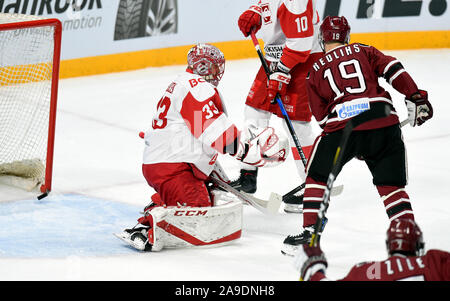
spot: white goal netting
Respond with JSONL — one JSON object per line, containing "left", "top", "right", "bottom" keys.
{"left": 0, "top": 13, "right": 59, "bottom": 192}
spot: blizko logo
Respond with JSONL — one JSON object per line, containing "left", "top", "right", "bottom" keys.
{"left": 114, "top": 0, "right": 178, "bottom": 41}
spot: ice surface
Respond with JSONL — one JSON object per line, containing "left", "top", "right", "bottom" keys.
{"left": 0, "top": 49, "right": 449, "bottom": 281}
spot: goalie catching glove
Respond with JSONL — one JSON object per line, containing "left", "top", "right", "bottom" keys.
{"left": 405, "top": 90, "right": 433, "bottom": 127}
{"left": 232, "top": 126, "right": 289, "bottom": 168}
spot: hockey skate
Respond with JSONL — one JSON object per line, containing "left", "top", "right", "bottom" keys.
{"left": 229, "top": 168, "right": 258, "bottom": 194}
{"left": 114, "top": 226, "right": 153, "bottom": 252}
{"left": 281, "top": 218, "right": 327, "bottom": 256}
{"left": 282, "top": 192, "right": 303, "bottom": 214}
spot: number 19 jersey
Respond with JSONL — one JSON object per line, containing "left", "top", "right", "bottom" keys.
{"left": 142, "top": 69, "right": 239, "bottom": 177}
{"left": 306, "top": 43, "right": 419, "bottom": 133}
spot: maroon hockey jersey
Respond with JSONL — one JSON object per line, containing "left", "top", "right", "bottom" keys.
{"left": 312, "top": 250, "right": 450, "bottom": 281}
{"left": 306, "top": 43, "right": 420, "bottom": 133}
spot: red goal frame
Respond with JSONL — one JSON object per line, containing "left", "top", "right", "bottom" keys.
{"left": 0, "top": 18, "right": 62, "bottom": 194}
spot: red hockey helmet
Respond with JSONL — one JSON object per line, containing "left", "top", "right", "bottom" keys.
{"left": 319, "top": 16, "right": 351, "bottom": 51}
{"left": 187, "top": 43, "right": 225, "bottom": 87}
{"left": 386, "top": 219, "right": 425, "bottom": 256}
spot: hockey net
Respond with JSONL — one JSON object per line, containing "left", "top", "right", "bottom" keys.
{"left": 0, "top": 13, "right": 61, "bottom": 193}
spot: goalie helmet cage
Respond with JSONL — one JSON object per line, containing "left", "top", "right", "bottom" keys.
{"left": 0, "top": 14, "right": 62, "bottom": 195}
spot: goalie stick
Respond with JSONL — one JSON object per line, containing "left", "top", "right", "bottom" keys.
{"left": 309, "top": 103, "right": 391, "bottom": 247}
{"left": 210, "top": 173, "right": 282, "bottom": 215}
{"left": 137, "top": 131, "right": 281, "bottom": 214}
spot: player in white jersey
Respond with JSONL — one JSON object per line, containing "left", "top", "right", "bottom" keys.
{"left": 231, "top": 0, "right": 323, "bottom": 213}
{"left": 115, "top": 44, "right": 289, "bottom": 252}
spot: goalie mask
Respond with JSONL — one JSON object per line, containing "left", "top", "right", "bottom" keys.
{"left": 187, "top": 43, "right": 225, "bottom": 87}
{"left": 386, "top": 218, "right": 425, "bottom": 256}
{"left": 319, "top": 16, "right": 351, "bottom": 51}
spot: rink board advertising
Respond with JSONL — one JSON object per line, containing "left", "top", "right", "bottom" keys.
{"left": 0, "top": 0, "right": 448, "bottom": 77}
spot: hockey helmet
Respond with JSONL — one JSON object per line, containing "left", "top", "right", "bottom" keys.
{"left": 319, "top": 16, "right": 351, "bottom": 51}
{"left": 386, "top": 218, "right": 425, "bottom": 256}
{"left": 187, "top": 43, "right": 225, "bottom": 87}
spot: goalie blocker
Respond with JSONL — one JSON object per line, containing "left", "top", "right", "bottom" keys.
{"left": 115, "top": 192, "right": 243, "bottom": 252}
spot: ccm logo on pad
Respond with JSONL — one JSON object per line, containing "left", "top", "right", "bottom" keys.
{"left": 174, "top": 210, "right": 208, "bottom": 216}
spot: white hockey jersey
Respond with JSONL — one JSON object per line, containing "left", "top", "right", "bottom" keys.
{"left": 255, "top": 0, "right": 322, "bottom": 69}
{"left": 142, "top": 69, "right": 239, "bottom": 176}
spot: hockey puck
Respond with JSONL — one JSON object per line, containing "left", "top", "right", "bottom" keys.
{"left": 37, "top": 192, "right": 48, "bottom": 200}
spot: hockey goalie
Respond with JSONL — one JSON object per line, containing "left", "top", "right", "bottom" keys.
{"left": 116, "top": 43, "right": 289, "bottom": 252}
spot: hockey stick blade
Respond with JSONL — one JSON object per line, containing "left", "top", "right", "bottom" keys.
{"left": 400, "top": 118, "right": 409, "bottom": 128}
{"left": 282, "top": 183, "right": 344, "bottom": 202}
{"left": 266, "top": 192, "right": 283, "bottom": 215}
{"left": 330, "top": 184, "right": 344, "bottom": 196}
{"left": 210, "top": 176, "right": 281, "bottom": 215}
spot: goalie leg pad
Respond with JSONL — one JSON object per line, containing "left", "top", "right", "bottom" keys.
{"left": 151, "top": 199, "right": 243, "bottom": 251}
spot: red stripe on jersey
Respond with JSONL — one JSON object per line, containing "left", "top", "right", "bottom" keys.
{"left": 211, "top": 125, "right": 240, "bottom": 154}
{"left": 180, "top": 91, "right": 224, "bottom": 139}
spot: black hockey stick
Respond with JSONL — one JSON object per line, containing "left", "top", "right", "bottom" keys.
{"left": 250, "top": 31, "right": 316, "bottom": 203}
{"left": 249, "top": 31, "right": 344, "bottom": 203}
{"left": 282, "top": 178, "right": 344, "bottom": 204}
{"left": 309, "top": 103, "right": 391, "bottom": 247}
{"left": 250, "top": 31, "right": 309, "bottom": 168}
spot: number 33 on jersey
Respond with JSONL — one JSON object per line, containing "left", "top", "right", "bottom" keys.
{"left": 144, "top": 68, "right": 239, "bottom": 177}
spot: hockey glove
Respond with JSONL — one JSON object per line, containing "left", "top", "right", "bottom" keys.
{"left": 267, "top": 63, "right": 291, "bottom": 104}
{"left": 238, "top": 5, "right": 262, "bottom": 37}
{"left": 233, "top": 126, "right": 289, "bottom": 168}
{"left": 405, "top": 90, "right": 433, "bottom": 127}
{"left": 294, "top": 244, "right": 328, "bottom": 281}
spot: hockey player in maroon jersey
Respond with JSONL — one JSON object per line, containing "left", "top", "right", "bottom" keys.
{"left": 115, "top": 43, "right": 289, "bottom": 252}
{"left": 231, "top": 0, "right": 323, "bottom": 213}
{"left": 281, "top": 16, "right": 433, "bottom": 256}
{"left": 295, "top": 219, "right": 450, "bottom": 281}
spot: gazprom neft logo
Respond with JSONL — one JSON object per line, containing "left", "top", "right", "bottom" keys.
{"left": 335, "top": 98, "right": 371, "bottom": 121}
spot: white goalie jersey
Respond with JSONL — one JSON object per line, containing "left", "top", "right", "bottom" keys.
{"left": 142, "top": 69, "right": 239, "bottom": 176}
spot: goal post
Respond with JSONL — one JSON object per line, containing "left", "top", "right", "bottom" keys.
{"left": 0, "top": 14, "right": 62, "bottom": 195}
